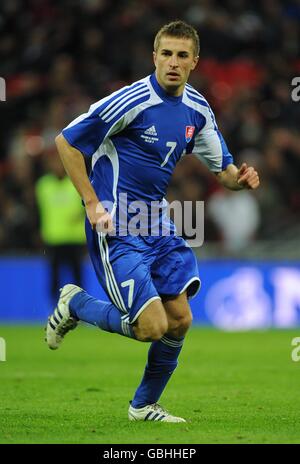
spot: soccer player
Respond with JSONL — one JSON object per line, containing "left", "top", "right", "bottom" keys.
{"left": 46, "top": 20, "right": 259, "bottom": 422}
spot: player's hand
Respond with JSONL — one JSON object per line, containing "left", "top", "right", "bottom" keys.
{"left": 237, "top": 163, "right": 260, "bottom": 190}
{"left": 85, "top": 200, "right": 115, "bottom": 234}
{"left": 95, "top": 210, "right": 115, "bottom": 234}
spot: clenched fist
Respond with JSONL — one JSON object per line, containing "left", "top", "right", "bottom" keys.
{"left": 237, "top": 163, "right": 260, "bottom": 190}
{"left": 85, "top": 200, "right": 115, "bottom": 234}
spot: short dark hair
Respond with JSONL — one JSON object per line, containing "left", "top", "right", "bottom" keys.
{"left": 154, "top": 20, "right": 200, "bottom": 57}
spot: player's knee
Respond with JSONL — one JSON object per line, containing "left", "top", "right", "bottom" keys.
{"left": 177, "top": 312, "right": 193, "bottom": 335}
{"left": 182, "top": 312, "right": 193, "bottom": 332}
{"left": 136, "top": 319, "right": 168, "bottom": 342}
{"left": 133, "top": 299, "right": 168, "bottom": 342}
{"left": 152, "top": 317, "right": 168, "bottom": 340}
{"left": 168, "top": 312, "right": 193, "bottom": 337}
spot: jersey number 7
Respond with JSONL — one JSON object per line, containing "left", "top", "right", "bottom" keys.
{"left": 161, "top": 142, "right": 177, "bottom": 167}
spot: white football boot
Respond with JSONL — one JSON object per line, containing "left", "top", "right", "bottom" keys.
{"left": 128, "top": 402, "right": 186, "bottom": 423}
{"left": 46, "top": 284, "right": 83, "bottom": 350}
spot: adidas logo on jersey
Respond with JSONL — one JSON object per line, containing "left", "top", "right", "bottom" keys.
{"left": 141, "top": 125, "right": 159, "bottom": 144}
{"left": 144, "top": 125, "right": 157, "bottom": 136}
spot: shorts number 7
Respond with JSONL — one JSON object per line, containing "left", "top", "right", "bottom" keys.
{"left": 121, "top": 279, "right": 135, "bottom": 308}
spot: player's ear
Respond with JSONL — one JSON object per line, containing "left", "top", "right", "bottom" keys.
{"left": 153, "top": 51, "right": 157, "bottom": 66}
{"left": 191, "top": 56, "right": 199, "bottom": 70}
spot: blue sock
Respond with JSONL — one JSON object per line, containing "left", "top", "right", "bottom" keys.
{"left": 131, "top": 334, "right": 184, "bottom": 408}
{"left": 69, "top": 290, "right": 135, "bottom": 339}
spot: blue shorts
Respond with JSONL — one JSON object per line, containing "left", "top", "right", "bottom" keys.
{"left": 85, "top": 223, "right": 201, "bottom": 323}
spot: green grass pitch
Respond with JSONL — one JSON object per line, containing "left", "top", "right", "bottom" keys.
{"left": 1, "top": 325, "right": 300, "bottom": 444}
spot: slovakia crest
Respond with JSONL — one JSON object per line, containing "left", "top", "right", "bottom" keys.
{"left": 185, "top": 126, "right": 195, "bottom": 143}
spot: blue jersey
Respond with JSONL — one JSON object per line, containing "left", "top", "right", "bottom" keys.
{"left": 62, "top": 73, "right": 233, "bottom": 234}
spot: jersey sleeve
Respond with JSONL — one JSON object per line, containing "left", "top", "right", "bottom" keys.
{"left": 187, "top": 105, "right": 234, "bottom": 172}
{"left": 62, "top": 81, "right": 151, "bottom": 157}
{"left": 62, "top": 104, "right": 122, "bottom": 158}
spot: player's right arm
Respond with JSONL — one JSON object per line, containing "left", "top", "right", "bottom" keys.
{"left": 58, "top": 80, "right": 151, "bottom": 231}
{"left": 55, "top": 133, "right": 113, "bottom": 232}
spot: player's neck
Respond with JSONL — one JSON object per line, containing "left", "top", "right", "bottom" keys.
{"left": 155, "top": 72, "right": 184, "bottom": 97}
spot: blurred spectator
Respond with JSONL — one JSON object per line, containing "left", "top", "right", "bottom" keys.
{"left": 35, "top": 152, "right": 85, "bottom": 301}
{"left": 207, "top": 188, "right": 261, "bottom": 254}
{"left": 0, "top": 155, "right": 38, "bottom": 251}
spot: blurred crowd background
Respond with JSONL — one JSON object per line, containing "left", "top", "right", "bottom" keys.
{"left": 0, "top": 0, "right": 300, "bottom": 257}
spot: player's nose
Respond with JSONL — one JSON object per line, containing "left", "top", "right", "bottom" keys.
{"left": 169, "top": 55, "right": 179, "bottom": 67}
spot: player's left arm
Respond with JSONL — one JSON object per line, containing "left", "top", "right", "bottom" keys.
{"left": 216, "top": 162, "right": 260, "bottom": 191}
{"left": 191, "top": 134, "right": 260, "bottom": 191}
{"left": 188, "top": 98, "right": 260, "bottom": 191}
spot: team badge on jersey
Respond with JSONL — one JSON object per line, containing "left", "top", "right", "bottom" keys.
{"left": 185, "top": 126, "right": 195, "bottom": 143}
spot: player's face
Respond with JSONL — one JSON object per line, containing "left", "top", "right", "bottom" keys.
{"left": 153, "top": 36, "right": 198, "bottom": 96}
